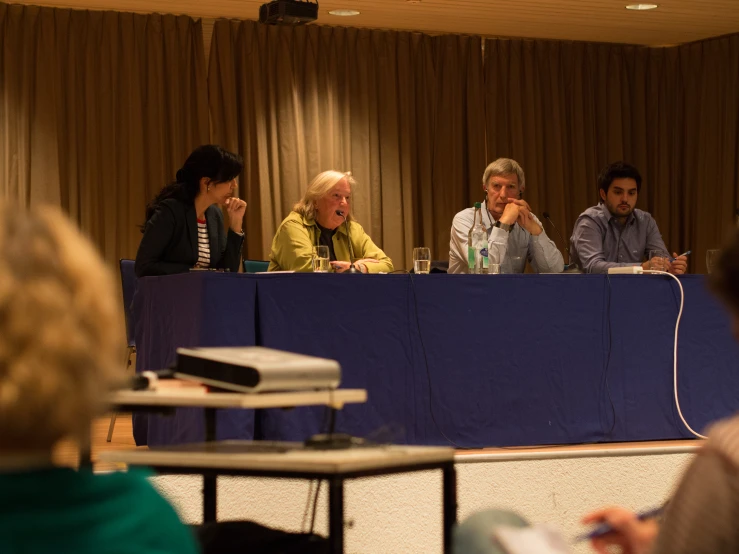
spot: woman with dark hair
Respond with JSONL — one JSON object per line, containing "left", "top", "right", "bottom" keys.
{"left": 135, "top": 145, "right": 247, "bottom": 277}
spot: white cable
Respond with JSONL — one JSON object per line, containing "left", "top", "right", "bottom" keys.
{"left": 643, "top": 270, "right": 708, "bottom": 439}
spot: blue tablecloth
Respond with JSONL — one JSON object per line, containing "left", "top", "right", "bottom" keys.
{"left": 133, "top": 272, "right": 258, "bottom": 446}
{"left": 134, "top": 272, "right": 739, "bottom": 447}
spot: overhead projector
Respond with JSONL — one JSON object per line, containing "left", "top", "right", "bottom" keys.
{"left": 259, "top": 0, "right": 318, "bottom": 25}
{"left": 174, "top": 346, "right": 340, "bottom": 393}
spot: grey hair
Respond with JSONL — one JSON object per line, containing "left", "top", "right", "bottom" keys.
{"left": 482, "top": 158, "right": 526, "bottom": 191}
{"left": 293, "top": 170, "right": 356, "bottom": 222}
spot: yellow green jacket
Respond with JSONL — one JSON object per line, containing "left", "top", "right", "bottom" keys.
{"left": 268, "top": 211, "right": 394, "bottom": 273}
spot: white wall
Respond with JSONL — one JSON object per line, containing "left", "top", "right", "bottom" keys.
{"left": 151, "top": 448, "right": 695, "bottom": 554}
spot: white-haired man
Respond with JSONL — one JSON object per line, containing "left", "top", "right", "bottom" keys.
{"left": 448, "top": 158, "right": 564, "bottom": 274}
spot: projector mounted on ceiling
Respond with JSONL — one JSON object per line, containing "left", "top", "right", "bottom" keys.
{"left": 259, "top": 0, "right": 319, "bottom": 25}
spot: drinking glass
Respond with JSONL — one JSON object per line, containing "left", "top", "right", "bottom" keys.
{"left": 312, "top": 245, "right": 329, "bottom": 273}
{"left": 413, "top": 247, "right": 431, "bottom": 274}
{"left": 649, "top": 250, "right": 669, "bottom": 271}
{"left": 706, "top": 249, "right": 721, "bottom": 274}
{"left": 502, "top": 255, "right": 523, "bottom": 274}
{"left": 488, "top": 263, "right": 501, "bottom": 275}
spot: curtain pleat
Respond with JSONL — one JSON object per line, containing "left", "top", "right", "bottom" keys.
{"left": 3, "top": 3, "right": 739, "bottom": 274}
{"left": 0, "top": 3, "right": 209, "bottom": 264}
{"left": 208, "top": 21, "right": 486, "bottom": 267}
{"left": 483, "top": 35, "right": 739, "bottom": 271}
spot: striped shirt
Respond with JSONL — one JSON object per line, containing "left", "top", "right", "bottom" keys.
{"left": 651, "top": 413, "right": 739, "bottom": 554}
{"left": 195, "top": 219, "right": 210, "bottom": 268}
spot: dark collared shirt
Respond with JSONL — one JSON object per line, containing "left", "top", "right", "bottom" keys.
{"left": 570, "top": 203, "right": 669, "bottom": 274}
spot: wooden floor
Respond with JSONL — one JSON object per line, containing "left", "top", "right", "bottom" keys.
{"left": 53, "top": 414, "right": 138, "bottom": 471}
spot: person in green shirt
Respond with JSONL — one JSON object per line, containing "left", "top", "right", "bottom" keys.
{"left": 268, "top": 170, "right": 394, "bottom": 273}
{"left": 0, "top": 203, "right": 198, "bottom": 554}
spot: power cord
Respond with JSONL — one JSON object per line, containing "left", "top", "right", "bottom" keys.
{"left": 302, "top": 480, "right": 315, "bottom": 530}
{"left": 307, "top": 408, "right": 338, "bottom": 534}
{"left": 303, "top": 406, "right": 337, "bottom": 534}
{"left": 643, "top": 270, "right": 707, "bottom": 439}
{"left": 309, "top": 481, "right": 322, "bottom": 534}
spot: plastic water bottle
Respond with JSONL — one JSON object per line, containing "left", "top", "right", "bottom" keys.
{"left": 467, "top": 202, "right": 489, "bottom": 274}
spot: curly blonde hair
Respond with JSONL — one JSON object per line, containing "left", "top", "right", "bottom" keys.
{"left": 293, "top": 170, "right": 356, "bottom": 223}
{"left": 0, "top": 204, "right": 124, "bottom": 452}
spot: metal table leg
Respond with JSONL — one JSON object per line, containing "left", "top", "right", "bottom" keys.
{"left": 328, "top": 477, "right": 345, "bottom": 554}
{"left": 442, "top": 463, "right": 457, "bottom": 554}
{"left": 203, "top": 408, "right": 217, "bottom": 523}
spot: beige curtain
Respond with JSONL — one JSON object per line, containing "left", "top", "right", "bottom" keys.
{"left": 3, "top": 4, "right": 738, "bottom": 273}
{"left": 208, "top": 21, "right": 485, "bottom": 267}
{"left": 484, "top": 35, "right": 739, "bottom": 272}
{"left": 210, "top": 21, "right": 739, "bottom": 272}
{"left": 0, "top": 3, "right": 209, "bottom": 264}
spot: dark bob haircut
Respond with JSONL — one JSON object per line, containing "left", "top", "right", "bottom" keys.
{"left": 144, "top": 145, "right": 244, "bottom": 227}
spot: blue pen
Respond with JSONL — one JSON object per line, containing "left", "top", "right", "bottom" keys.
{"left": 576, "top": 506, "right": 665, "bottom": 542}
{"left": 669, "top": 250, "right": 691, "bottom": 262}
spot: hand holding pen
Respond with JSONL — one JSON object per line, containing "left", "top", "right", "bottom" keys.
{"left": 669, "top": 250, "right": 691, "bottom": 262}
{"left": 580, "top": 505, "right": 663, "bottom": 554}
{"left": 669, "top": 250, "right": 690, "bottom": 275}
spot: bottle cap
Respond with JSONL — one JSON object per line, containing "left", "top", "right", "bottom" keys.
{"left": 474, "top": 202, "right": 481, "bottom": 209}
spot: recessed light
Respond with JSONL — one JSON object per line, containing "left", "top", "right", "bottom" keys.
{"left": 328, "top": 9, "right": 360, "bottom": 16}
{"left": 625, "top": 3, "right": 658, "bottom": 10}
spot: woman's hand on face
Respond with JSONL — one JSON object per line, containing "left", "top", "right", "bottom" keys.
{"left": 225, "top": 197, "right": 247, "bottom": 232}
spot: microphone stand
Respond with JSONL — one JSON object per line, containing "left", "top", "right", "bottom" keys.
{"left": 542, "top": 211, "right": 572, "bottom": 269}
{"left": 336, "top": 210, "right": 360, "bottom": 273}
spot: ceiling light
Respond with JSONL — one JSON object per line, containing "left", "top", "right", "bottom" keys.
{"left": 625, "top": 3, "right": 658, "bottom": 10}
{"left": 328, "top": 9, "right": 360, "bottom": 16}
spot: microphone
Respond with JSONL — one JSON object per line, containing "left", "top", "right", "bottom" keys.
{"left": 335, "top": 210, "right": 360, "bottom": 274}
{"left": 542, "top": 211, "right": 572, "bottom": 269}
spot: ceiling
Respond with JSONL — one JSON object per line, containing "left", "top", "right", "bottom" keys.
{"left": 7, "top": 0, "right": 739, "bottom": 46}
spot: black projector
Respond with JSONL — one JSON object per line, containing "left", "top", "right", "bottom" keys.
{"left": 259, "top": 0, "right": 318, "bottom": 25}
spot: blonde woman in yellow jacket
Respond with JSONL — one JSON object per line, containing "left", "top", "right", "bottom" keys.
{"left": 268, "top": 170, "right": 394, "bottom": 273}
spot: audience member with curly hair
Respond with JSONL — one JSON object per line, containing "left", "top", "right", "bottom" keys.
{"left": 0, "top": 203, "right": 198, "bottom": 554}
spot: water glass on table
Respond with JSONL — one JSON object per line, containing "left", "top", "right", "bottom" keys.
{"left": 413, "top": 247, "right": 431, "bottom": 274}
{"left": 706, "top": 249, "right": 720, "bottom": 274}
{"left": 312, "top": 245, "right": 329, "bottom": 273}
{"left": 502, "top": 255, "right": 522, "bottom": 274}
{"left": 649, "top": 250, "right": 670, "bottom": 271}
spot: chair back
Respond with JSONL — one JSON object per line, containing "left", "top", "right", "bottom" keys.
{"left": 243, "top": 259, "right": 270, "bottom": 273}
{"left": 119, "top": 259, "right": 137, "bottom": 347}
